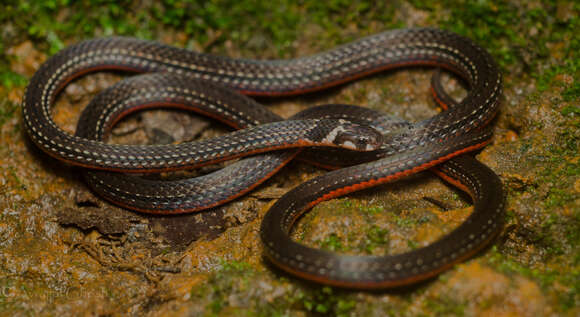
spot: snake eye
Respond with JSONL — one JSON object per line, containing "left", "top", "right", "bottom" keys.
{"left": 357, "top": 136, "right": 376, "bottom": 151}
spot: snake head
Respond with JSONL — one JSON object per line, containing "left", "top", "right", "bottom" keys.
{"left": 329, "top": 121, "right": 383, "bottom": 151}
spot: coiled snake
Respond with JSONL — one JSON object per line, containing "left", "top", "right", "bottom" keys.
{"left": 23, "top": 28, "right": 504, "bottom": 289}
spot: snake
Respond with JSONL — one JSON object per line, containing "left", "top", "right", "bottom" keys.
{"left": 22, "top": 28, "right": 504, "bottom": 289}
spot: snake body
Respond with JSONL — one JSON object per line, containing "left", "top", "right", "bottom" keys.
{"left": 23, "top": 28, "right": 504, "bottom": 288}
{"left": 74, "top": 75, "right": 382, "bottom": 212}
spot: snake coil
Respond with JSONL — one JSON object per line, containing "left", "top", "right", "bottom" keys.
{"left": 23, "top": 28, "right": 504, "bottom": 288}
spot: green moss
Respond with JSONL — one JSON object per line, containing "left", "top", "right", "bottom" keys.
{"left": 360, "top": 205, "right": 384, "bottom": 215}
{"left": 566, "top": 209, "right": 580, "bottom": 266}
{"left": 410, "top": 0, "right": 579, "bottom": 103}
{"left": 487, "top": 248, "right": 579, "bottom": 312}
{"left": 424, "top": 296, "right": 466, "bottom": 316}
{"left": 538, "top": 214, "right": 565, "bottom": 257}
{"left": 0, "top": 99, "right": 18, "bottom": 128}
{"left": 532, "top": 5, "right": 579, "bottom": 99}
{"left": 0, "top": 71, "right": 27, "bottom": 90}
{"left": 341, "top": 199, "right": 353, "bottom": 209}
{"left": 407, "top": 240, "right": 419, "bottom": 250}
{"left": 442, "top": 1, "right": 527, "bottom": 69}
{"left": 316, "top": 223, "right": 392, "bottom": 255}
{"left": 319, "top": 233, "right": 346, "bottom": 252}
{"left": 362, "top": 225, "right": 389, "bottom": 253}
{"left": 218, "top": 259, "right": 254, "bottom": 274}
{"left": 394, "top": 214, "right": 418, "bottom": 227}
{"left": 538, "top": 130, "right": 579, "bottom": 211}
{"left": 189, "top": 259, "right": 256, "bottom": 315}
{"left": 8, "top": 167, "right": 26, "bottom": 191}
{"left": 562, "top": 83, "right": 580, "bottom": 102}
{"left": 545, "top": 188, "right": 576, "bottom": 209}
{"left": 410, "top": 0, "right": 543, "bottom": 70}
{"left": 293, "top": 287, "right": 356, "bottom": 316}
{"left": 529, "top": 130, "right": 578, "bottom": 259}
{"left": 561, "top": 105, "right": 580, "bottom": 117}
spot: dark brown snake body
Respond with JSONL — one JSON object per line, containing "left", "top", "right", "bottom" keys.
{"left": 22, "top": 28, "right": 504, "bottom": 289}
